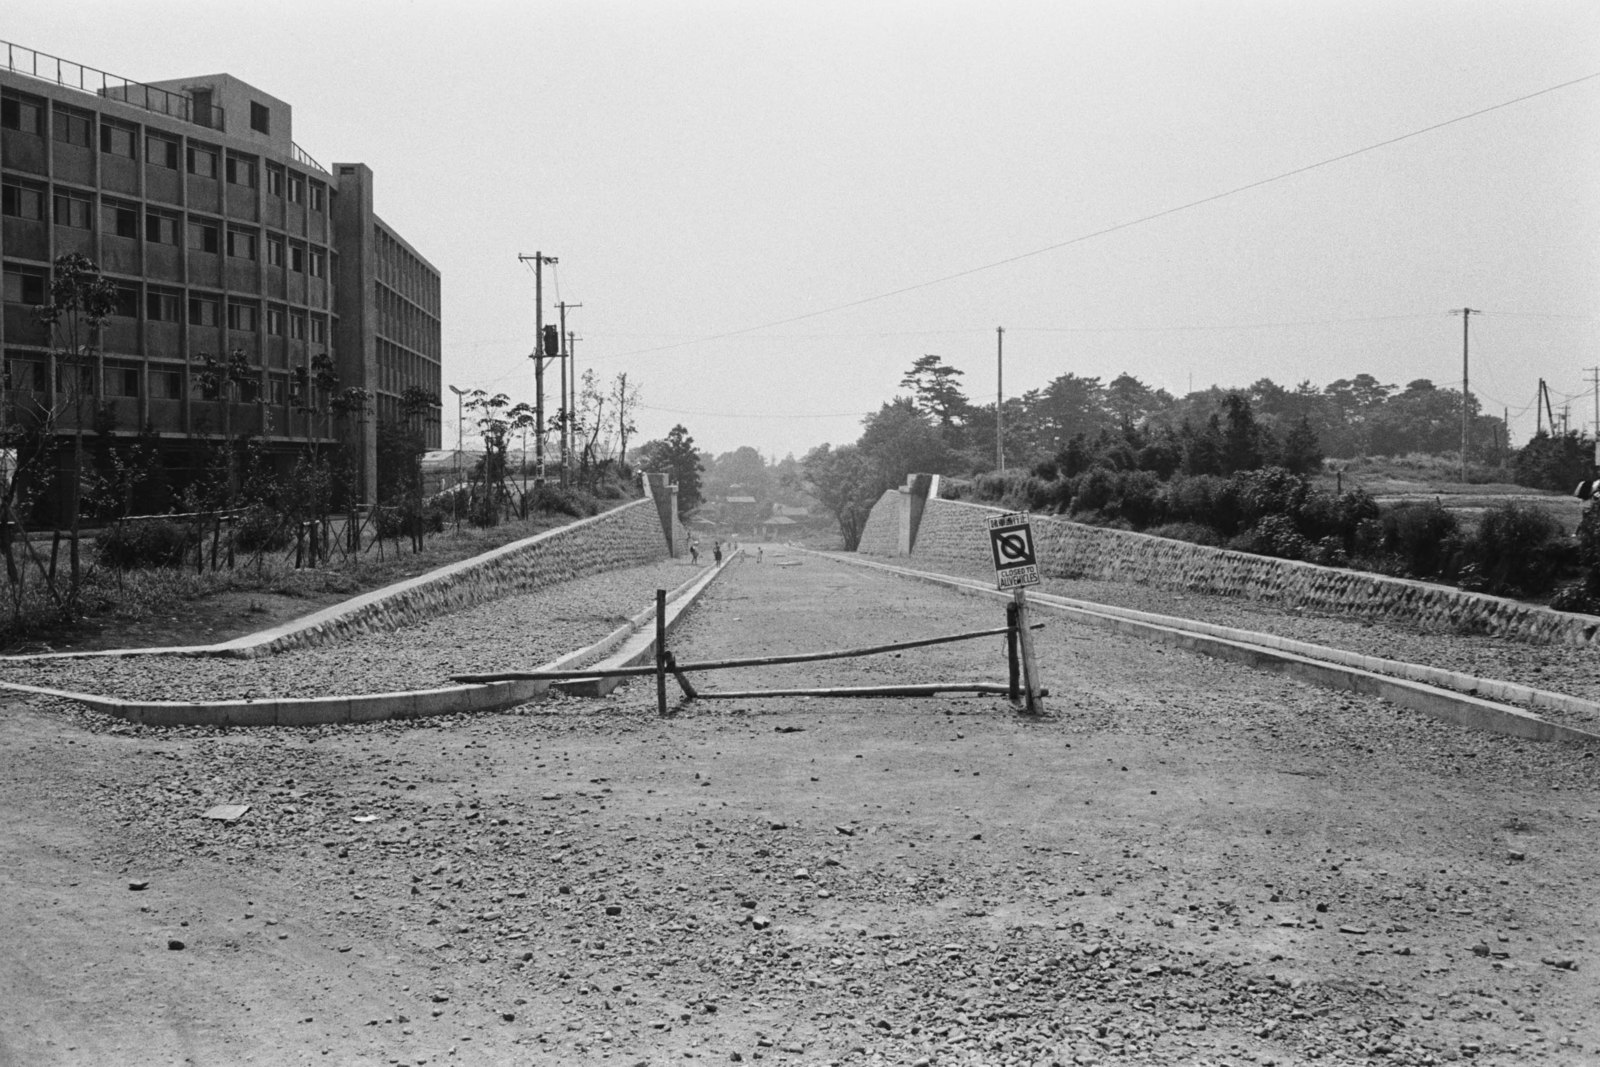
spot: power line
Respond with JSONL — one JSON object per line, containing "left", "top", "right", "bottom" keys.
{"left": 602, "top": 70, "right": 1600, "bottom": 361}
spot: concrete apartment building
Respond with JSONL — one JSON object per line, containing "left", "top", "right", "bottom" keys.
{"left": 0, "top": 41, "right": 441, "bottom": 507}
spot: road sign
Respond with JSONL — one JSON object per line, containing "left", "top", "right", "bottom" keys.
{"left": 986, "top": 512, "right": 1039, "bottom": 590}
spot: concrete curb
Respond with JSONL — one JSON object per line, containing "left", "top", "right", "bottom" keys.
{"left": 0, "top": 549, "right": 734, "bottom": 729}
{"left": 814, "top": 550, "right": 1600, "bottom": 745}
{"left": 555, "top": 550, "right": 736, "bottom": 697}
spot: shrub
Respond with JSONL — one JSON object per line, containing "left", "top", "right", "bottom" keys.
{"left": 1378, "top": 501, "right": 1459, "bottom": 578}
{"left": 1468, "top": 502, "right": 1572, "bottom": 597}
{"left": 96, "top": 518, "right": 194, "bottom": 569}
{"left": 1228, "top": 514, "right": 1310, "bottom": 560}
{"left": 1232, "top": 466, "right": 1308, "bottom": 528}
{"left": 1145, "top": 521, "right": 1223, "bottom": 547}
{"left": 232, "top": 506, "right": 292, "bottom": 553}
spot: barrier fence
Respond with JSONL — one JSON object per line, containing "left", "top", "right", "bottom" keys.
{"left": 455, "top": 588, "right": 1048, "bottom": 715}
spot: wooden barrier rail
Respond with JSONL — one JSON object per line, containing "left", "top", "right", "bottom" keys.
{"left": 453, "top": 600, "right": 1045, "bottom": 715}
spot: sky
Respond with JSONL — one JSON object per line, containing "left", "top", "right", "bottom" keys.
{"left": 8, "top": 1, "right": 1599, "bottom": 460}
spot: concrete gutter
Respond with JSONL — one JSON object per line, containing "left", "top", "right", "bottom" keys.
{"left": 1, "top": 553, "right": 735, "bottom": 728}
{"left": 554, "top": 551, "right": 735, "bottom": 697}
{"left": 818, "top": 550, "right": 1600, "bottom": 745}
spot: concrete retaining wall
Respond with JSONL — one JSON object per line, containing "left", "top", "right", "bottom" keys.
{"left": 218, "top": 496, "right": 675, "bottom": 656}
{"left": 859, "top": 491, "right": 1600, "bottom": 648}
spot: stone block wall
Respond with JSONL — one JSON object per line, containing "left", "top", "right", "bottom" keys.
{"left": 860, "top": 493, "right": 1600, "bottom": 648}
{"left": 854, "top": 489, "right": 902, "bottom": 556}
{"left": 243, "top": 498, "right": 675, "bottom": 655}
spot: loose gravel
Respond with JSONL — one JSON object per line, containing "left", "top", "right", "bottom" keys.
{"left": 882, "top": 555, "right": 1600, "bottom": 712}
{"left": 0, "top": 558, "right": 694, "bottom": 702}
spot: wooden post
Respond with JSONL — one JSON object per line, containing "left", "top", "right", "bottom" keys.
{"left": 1006, "top": 602, "right": 1021, "bottom": 705}
{"left": 655, "top": 588, "right": 668, "bottom": 717}
{"left": 1013, "top": 588, "right": 1043, "bottom": 713}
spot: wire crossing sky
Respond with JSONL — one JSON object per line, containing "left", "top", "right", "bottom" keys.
{"left": 10, "top": 1, "right": 1600, "bottom": 457}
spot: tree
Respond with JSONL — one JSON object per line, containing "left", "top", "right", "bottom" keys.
{"left": 858, "top": 398, "right": 952, "bottom": 489}
{"left": 609, "top": 372, "right": 641, "bottom": 477}
{"left": 899, "top": 355, "right": 970, "bottom": 440}
{"left": 801, "top": 443, "right": 878, "bottom": 550}
{"left": 35, "top": 252, "right": 117, "bottom": 610}
{"left": 635, "top": 424, "right": 703, "bottom": 517}
{"left": 194, "top": 348, "right": 253, "bottom": 507}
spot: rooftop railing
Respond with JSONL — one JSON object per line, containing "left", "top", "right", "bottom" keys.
{"left": 293, "top": 142, "right": 328, "bottom": 174}
{"left": 1, "top": 38, "right": 224, "bottom": 131}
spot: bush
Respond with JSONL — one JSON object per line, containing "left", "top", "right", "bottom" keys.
{"left": 1232, "top": 467, "right": 1308, "bottom": 528}
{"left": 96, "top": 518, "right": 195, "bottom": 569}
{"left": 1228, "top": 514, "right": 1310, "bottom": 560}
{"left": 1378, "top": 501, "right": 1460, "bottom": 578}
{"left": 1145, "top": 521, "right": 1223, "bottom": 547}
{"left": 1468, "top": 502, "right": 1572, "bottom": 597}
{"left": 232, "top": 506, "right": 292, "bottom": 553}
{"left": 529, "top": 484, "right": 597, "bottom": 519}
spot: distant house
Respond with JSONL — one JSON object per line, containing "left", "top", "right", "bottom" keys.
{"left": 757, "top": 514, "right": 799, "bottom": 540}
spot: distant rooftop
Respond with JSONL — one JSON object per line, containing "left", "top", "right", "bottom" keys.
{"left": 1, "top": 39, "right": 326, "bottom": 172}
{"left": 2, "top": 38, "right": 221, "bottom": 129}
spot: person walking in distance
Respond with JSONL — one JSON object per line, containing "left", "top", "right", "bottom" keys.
{"left": 689, "top": 541, "right": 699, "bottom": 565}
{"left": 713, "top": 541, "right": 723, "bottom": 565}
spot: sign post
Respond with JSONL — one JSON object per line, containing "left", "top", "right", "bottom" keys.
{"left": 987, "top": 512, "right": 1043, "bottom": 713}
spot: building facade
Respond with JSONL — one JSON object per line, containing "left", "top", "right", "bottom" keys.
{"left": 0, "top": 41, "right": 440, "bottom": 508}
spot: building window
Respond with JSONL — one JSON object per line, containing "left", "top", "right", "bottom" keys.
{"left": 187, "top": 220, "right": 220, "bottom": 254}
{"left": 309, "top": 316, "right": 326, "bottom": 344}
{"left": 240, "top": 376, "right": 261, "bottom": 403}
{"left": 225, "top": 156, "right": 256, "bottom": 188}
{"left": 145, "top": 211, "right": 179, "bottom": 245}
{"left": 266, "top": 306, "right": 285, "bottom": 336}
{"left": 6, "top": 360, "right": 47, "bottom": 392}
{"left": 188, "top": 295, "right": 220, "bottom": 326}
{"left": 269, "top": 376, "right": 286, "bottom": 405}
{"left": 287, "top": 173, "right": 305, "bottom": 204}
{"left": 1, "top": 182, "right": 43, "bottom": 220}
{"left": 289, "top": 312, "right": 306, "bottom": 340}
{"left": 145, "top": 133, "right": 180, "bottom": 169}
{"left": 309, "top": 183, "right": 324, "bottom": 212}
{"left": 1, "top": 94, "right": 43, "bottom": 135}
{"left": 56, "top": 362, "right": 96, "bottom": 395}
{"left": 289, "top": 244, "right": 305, "bottom": 273}
{"left": 111, "top": 284, "right": 140, "bottom": 318}
{"left": 106, "top": 366, "right": 140, "bottom": 398}
{"left": 308, "top": 249, "right": 325, "bottom": 278}
{"left": 146, "top": 289, "right": 181, "bottom": 322}
{"left": 152, "top": 369, "right": 183, "bottom": 399}
{"left": 53, "top": 108, "right": 92, "bottom": 148}
{"left": 266, "top": 237, "right": 284, "bottom": 267}
{"left": 265, "top": 165, "right": 284, "bottom": 198}
{"left": 3, "top": 267, "right": 46, "bottom": 305}
{"left": 100, "top": 123, "right": 136, "bottom": 158}
{"left": 250, "top": 102, "right": 270, "bottom": 135}
{"left": 103, "top": 201, "right": 140, "bottom": 239}
{"left": 53, "top": 192, "right": 92, "bottom": 229}
{"left": 186, "top": 145, "right": 218, "bottom": 178}
{"left": 227, "top": 301, "right": 258, "bottom": 332}
{"left": 226, "top": 228, "right": 258, "bottom": 259}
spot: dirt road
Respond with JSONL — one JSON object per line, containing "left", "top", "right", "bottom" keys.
{"left": 1, "top": 547, "right": 1596, "bottom": 1065}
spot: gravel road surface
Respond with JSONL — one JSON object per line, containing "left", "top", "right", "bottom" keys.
{"left": 1, "top": 546, "right": 1596, "bottom": 1067}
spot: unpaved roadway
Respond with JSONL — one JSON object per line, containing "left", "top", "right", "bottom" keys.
{"left": 1, "top": 547, "right": 1597, "bottom": 1066}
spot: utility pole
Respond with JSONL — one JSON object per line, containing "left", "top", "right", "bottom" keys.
{"left": 1588, "top": 367, "right": 1600, "bottom": 466}
{"left": 995, "top": 326, "right": 1005, "bottom": 473}
{"left": 447, "top": 384, "right": 468, "bottom": 490}
{"left": 556, "top": 301, "right": 582, "bottom": 485}
{"left": 1450, "top": 307, "right": 1479, "bottom": 483}
{"left": 518, "top": 252, "right": 557, "bottom": 486}
{"left": 568, "top": 331, "right": 579, "bottom": 467}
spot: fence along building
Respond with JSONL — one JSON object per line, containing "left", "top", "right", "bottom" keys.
{"left": 0, "top": 41, "right": 441, "bottom": 508}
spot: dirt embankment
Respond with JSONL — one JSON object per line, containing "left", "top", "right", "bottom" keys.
{"left": 1, "top": 548, "right": 1596, "bottom": 1066}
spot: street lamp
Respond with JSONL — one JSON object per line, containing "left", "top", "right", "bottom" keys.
{"left": 447, "top": 384, "right": 468, "bottom": 492}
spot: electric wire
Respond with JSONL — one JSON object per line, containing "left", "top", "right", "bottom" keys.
{"left": 599, "top": 71, "right": 1600, "bottom": 361}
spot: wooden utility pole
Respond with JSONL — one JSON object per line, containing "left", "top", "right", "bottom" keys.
{"left": 1588, "top": 367, "right": 1600, "bottom": 466}
{"left": 1450, "top": 307, "right": 1480, "bottom": 482}
{"left": 556, "top": 301, "right": 582, "bottom": 485}
{"left": 518, "top": 252, "right": 557, "bottom": 486}
{"left": 995, "top": 326, "right": 1005, "bottom": 473}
